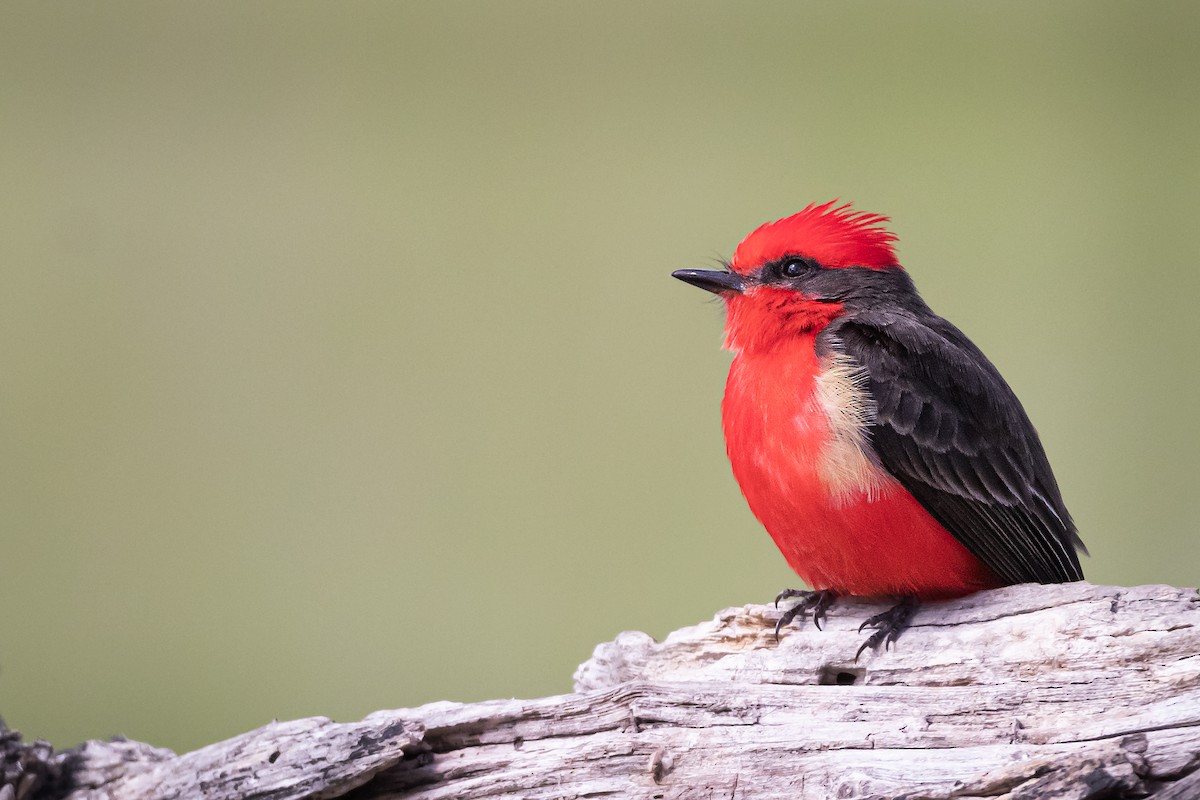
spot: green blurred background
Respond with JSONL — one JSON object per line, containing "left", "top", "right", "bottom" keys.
{"left": 2, "top": 1, "right": 1197, "bottom": 754}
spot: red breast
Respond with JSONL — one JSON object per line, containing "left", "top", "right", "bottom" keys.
{"left": 722, "top": 333, "right": 1000, "bottom": 598}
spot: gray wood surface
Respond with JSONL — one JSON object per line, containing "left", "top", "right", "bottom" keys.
{"left": 52, "top": 583, "right": 1200, "bottom": 799}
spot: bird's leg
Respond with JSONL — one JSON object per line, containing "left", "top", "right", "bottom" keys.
{"left": 856, "top": 596, "right": 919, "bottom": 660}
{"left": 773, "top": 588, "right": 838, "bottom": 639}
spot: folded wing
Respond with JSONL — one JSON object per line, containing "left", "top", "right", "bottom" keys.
{"left": 831, "top": 313, "right": 1084, "bottom": 585}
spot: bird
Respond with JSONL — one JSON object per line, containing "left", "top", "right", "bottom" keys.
{"left": 672, "top": 202, "right": 1085, "bottom": 656}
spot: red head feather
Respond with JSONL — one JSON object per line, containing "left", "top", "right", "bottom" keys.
{"left": 730, "top": 201, "right": 900, "bottom": 273}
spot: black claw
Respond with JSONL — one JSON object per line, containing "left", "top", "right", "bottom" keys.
{"left": 855, "top": 597, "right": 919, "bottom": 661}
{"left": 772, "top": 589, "right": 838, "bottom": 641}
{"left": 774, "top": 588, "right": 808, "bottom": 609}
{"left": 813, "top": 601, "right": 829, "bottom": 631}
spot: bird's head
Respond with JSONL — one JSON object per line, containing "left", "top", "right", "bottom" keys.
{"left": 673, "top": 202, "right": 903, "bottom": 353}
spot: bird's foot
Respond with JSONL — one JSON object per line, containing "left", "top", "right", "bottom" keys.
{"left": 773, "top": 588, "right": 838, "bottom": 639}
{"left": 856, "top": 596, "right": 919, "bottom": 660}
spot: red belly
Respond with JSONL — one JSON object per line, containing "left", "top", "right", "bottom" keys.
{"left": 722, "top": 337, "right": 1000, "bottom": 599}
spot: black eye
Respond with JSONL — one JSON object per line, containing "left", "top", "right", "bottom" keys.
{"left": 780, "top": 258, "right": 808, "bottom": 278}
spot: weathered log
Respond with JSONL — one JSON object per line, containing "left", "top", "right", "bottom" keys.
{"left": 21, "top": 582, "right": 1200, "bottom": 799}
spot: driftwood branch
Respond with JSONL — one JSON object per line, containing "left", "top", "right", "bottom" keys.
{"left": 15, "top": 582, "right": 1200, "bottom": 800}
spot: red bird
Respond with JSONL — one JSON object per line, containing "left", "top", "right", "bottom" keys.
{"left": 673, "top": 202, "right": 1085, "bottom": 655}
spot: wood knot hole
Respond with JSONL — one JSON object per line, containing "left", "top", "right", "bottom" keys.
{"left": 818, "top": 667, "right": 864, "bottom": 686}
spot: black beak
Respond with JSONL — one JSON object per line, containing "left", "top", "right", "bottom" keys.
{"left": 671, "top": 269, "right": 745, "bottom": 295}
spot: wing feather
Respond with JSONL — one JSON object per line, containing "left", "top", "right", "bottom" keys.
{"left": 830, "top": 312, "right": 1084, "bottom": 584}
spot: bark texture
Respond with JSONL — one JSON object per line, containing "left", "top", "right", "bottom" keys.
{"left": 27, "top": 582, "right": 1200, "bottom": 799}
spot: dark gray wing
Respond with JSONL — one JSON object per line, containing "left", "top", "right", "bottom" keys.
{"left": 831, "top": 313, "right": 1084, "bottom": 584}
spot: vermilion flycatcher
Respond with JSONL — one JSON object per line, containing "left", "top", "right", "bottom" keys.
{"left": 673, "top": 202, "right": 1085, "bottom": 655}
